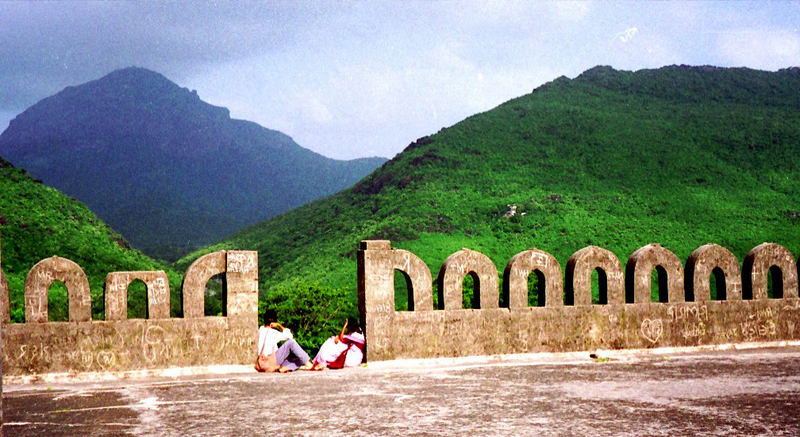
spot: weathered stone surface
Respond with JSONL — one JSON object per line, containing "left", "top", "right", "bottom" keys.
{"left": 105, "top": 271, "right": 171, "bottom": 320}
{"left": 436, "top": 249, "right": 499, "bottom": 309}
{"left": 565, "top": 246, "right": 624, "bottom": 305}
{"left": 392, "top": 249, "right": 433, "bottom": 312}
{"left": 685, "top": 243, "right": 742, "bottom": 301}
{"left": 743, "top": 243, "right": 798, "bottom": 299}
{"left": 24, "top": 256, "right": 91, "bottom": 323}
{"left": 0, "top": 247, "right": 258, "bottom": 376}
{"left": 7, "top": 348, "right": 800, "bottom": 437}
{"left": 625, "top": 244, "right": 685, "bottom": 303}
{"left": 357, "top": 241, "right": 396, "bottom": 359}
{"left": 359, "top": 240, "right": 800, "bottom": 362}
{"left": 1, "top": 318, "right": 254, "bottom": 375}
{"left": 503, "top": 249, "right": 563, "bottom": 308}
{"left": 181, "top": 251, "right": 226, "bottom": 318}
{"left": 225, "top": 251, "right": 259, "bottom": 329}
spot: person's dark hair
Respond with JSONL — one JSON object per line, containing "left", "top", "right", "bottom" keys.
{"left": 347, "top": 317, "right": 362, "bottom": 334}
{"left": 263, "top": 308, "right": 277, "bottom": 325}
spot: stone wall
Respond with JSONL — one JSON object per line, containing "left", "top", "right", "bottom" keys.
{"left": 358, "top": 240, "right": 800, "bottom": 361}
{"left": 0, "top": 244, "right": 258, "bottom": 376}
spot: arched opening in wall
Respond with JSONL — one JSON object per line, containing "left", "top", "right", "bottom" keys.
{"left": 205, "top": 273, "right": 227, "bottom": 316}
{"left": 394, "top": 270, "right": 413, "bottom": 311}
{"left": 591, "top": 268, "right": 608, "bottom": 305}
{"left": 528, "top": 270, "right": 546, "bottom": 307}
{"left": 433, "top": 280, "right": 441, "bottom": 310}
{"left": 767, "top": 265, "right": 784, "bottom": 299}
{"left": 9, "top": 279, "right": 25, "bottom": 322}
{"left": 170, "top": 278, "right": 181, "bottom": 317}
{"left": 462, "top": 272, "right": 480, "bottom": 309}
{"left": 651, "top": 266, "right": 669, "bottom": 303}
{"left": 47, "top": 280, "right": 69, "bottom": 322}
{"left": 127, "top": 279, "right": 148, "bottom": 319}
{"left": 709, "top": 267, "right": 727, "bottom": 300}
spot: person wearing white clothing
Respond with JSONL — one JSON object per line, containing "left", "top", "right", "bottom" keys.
{"left": 256, "top": 308, "right": 311, "bottom": 372}
{"left": 310, "top": 317, "right": 366, "bottom": 370}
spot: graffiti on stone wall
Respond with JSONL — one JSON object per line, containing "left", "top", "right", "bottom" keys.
{"left": 640, "top": 319, "right": 663, "bottom": 343}
{"left": 25, "top": 256, "right": 92, "bottom": 323}
{"left": 3, "top": 322, "right": 256, "bottom": 373}
{"left": 0, "top": 244, "right": 259, "bottom": 375}
{"left": 105, "top": 271, "right": 171, "bottom": 320}
{"left": 359, "top": 240, "right": 800, "bottom": 361}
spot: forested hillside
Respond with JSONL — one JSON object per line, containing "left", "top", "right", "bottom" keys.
{"left": 0, "top": 156, "right": 183, "bottom": 321}
{"left": 184, "top": 65, "right": 800, "bottom": 341}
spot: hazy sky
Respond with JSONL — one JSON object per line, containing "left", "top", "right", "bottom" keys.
{"left": 1, "top": 1, "right": 798, "bottom": 160}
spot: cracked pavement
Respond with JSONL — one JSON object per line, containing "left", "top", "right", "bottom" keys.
{"left": 4, "top": 346, "right": 800, "bottom": 436}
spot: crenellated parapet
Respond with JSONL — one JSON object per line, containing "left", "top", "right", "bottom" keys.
{"left": 359, "top": 240, "right": 800, "bottom": 362}
{"left": 0, "top": 240, "right": 259, "bottom": 376}
{"left": 25, "top": 256, "right": 91, "bottom": 323}
{"left": 105, "top": 271, "right": 171, "bottom": 320}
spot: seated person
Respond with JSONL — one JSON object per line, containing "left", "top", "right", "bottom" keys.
{"left": 256, "top": 308, "right": 312, "bottom": 372}
{"left": 311, "top": 317, "right": 366, "bottom": 370}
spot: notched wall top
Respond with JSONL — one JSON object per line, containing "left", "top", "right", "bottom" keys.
{"left": 565, "top": 246, "right": 624, "bottom": 305}
{"left": 1, "top": 267, "right": 9, "bottom": 323}
{"left": 181, "top": 251, "right": 227, "bottom": 319}
{"left": 25, "top": 256, "right": 91, "bottom": 323}
{"left": 0, "top": 247, "right": 259, "bottom": 376}
{"left": 359, "top": 240, "right": 800, "bottom": 362}
{"left": 626, "top": 244, "right": 685, "bottom": 303}
{"left": 743, "top": 243, "right": 799, "bottom": 300}
{"left": 686, "top": 244, "right": 742, "bottom": 302}
{"left": 437, "top": 249, "right": 499, "bottom": 309}
{"left": 503, "top": 249, "right": 562, "bottom": 308}
{"left": 105, "top": 271, "right": 171, "bottom": 320}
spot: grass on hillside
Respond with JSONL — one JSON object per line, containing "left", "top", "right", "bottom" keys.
{"left": 181, "top": 66, "right": 800, "bottom": 333}
{"left": 0, "top": 160, "right": 187, "bottom": 321}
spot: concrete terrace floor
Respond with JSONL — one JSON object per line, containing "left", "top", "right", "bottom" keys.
{"left": 4, "top": 345, "right": 800, "bottom": 436}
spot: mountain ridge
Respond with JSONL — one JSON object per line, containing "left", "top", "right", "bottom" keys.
{"left": 0, "top": 67, "right": 386, "bottom": 259}
{"left": 180, "top": 64, "right": 800, "bottom": 320}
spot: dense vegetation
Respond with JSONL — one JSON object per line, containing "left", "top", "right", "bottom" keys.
{"left": 0, "top": 156, "right": 184, "bottom": 321}
{"left": 182, "top": 65, "right": 800, "bottom": 348}
{"left": 0, "top": 67, "right": 385, "bottom": 260}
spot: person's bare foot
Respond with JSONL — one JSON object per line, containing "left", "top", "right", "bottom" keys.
{"left": 299, "top": 361, "right": 314, "bottom": 371}
{"left": 278, "top": 366, "right": 291, "bottom": 373}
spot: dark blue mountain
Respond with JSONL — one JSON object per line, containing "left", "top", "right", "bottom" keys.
{"left": 0, "top": 67, "right": 386, "bottom": 259}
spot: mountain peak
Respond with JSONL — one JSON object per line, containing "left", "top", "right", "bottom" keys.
{"left": 85, "top": 66, "right": 181, "bottom": 94}
{"left": 1, "top": 65, "right": 229, "bottom": 145}
{"left": 0, "top": 68, "right": 386, "bottom": 257}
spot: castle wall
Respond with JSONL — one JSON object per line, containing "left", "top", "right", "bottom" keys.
{"left": 358, "top": 240, "right": 800, "bottom": 361}
{"left": 0, "top": 245, "right": 258, "bottom": 376}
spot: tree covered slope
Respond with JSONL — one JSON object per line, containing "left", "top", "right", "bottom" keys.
{"left": 0, "top": 156, "right": 182, "bottom": 321}
{"left": 183, "top": 65, "right": 800, "bottom": 317}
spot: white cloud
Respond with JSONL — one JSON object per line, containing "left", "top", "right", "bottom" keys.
{"left": 717, "top": 28, "right": 800, "bottom": 70}
{"left": 553, "top": 1, "right": 592, "bottom": 22}
{"left": 617, "top": 27, "right": 639, "bottom": 43}
{"left": 295, "top": 91, "right": 334, "bottom": 125}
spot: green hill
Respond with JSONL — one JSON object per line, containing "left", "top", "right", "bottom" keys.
{"left": 0, "top": 156, "right": 183, "bottom": 321}
{"left": 181, "top": 65, "right": 800, "bottom": 330}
